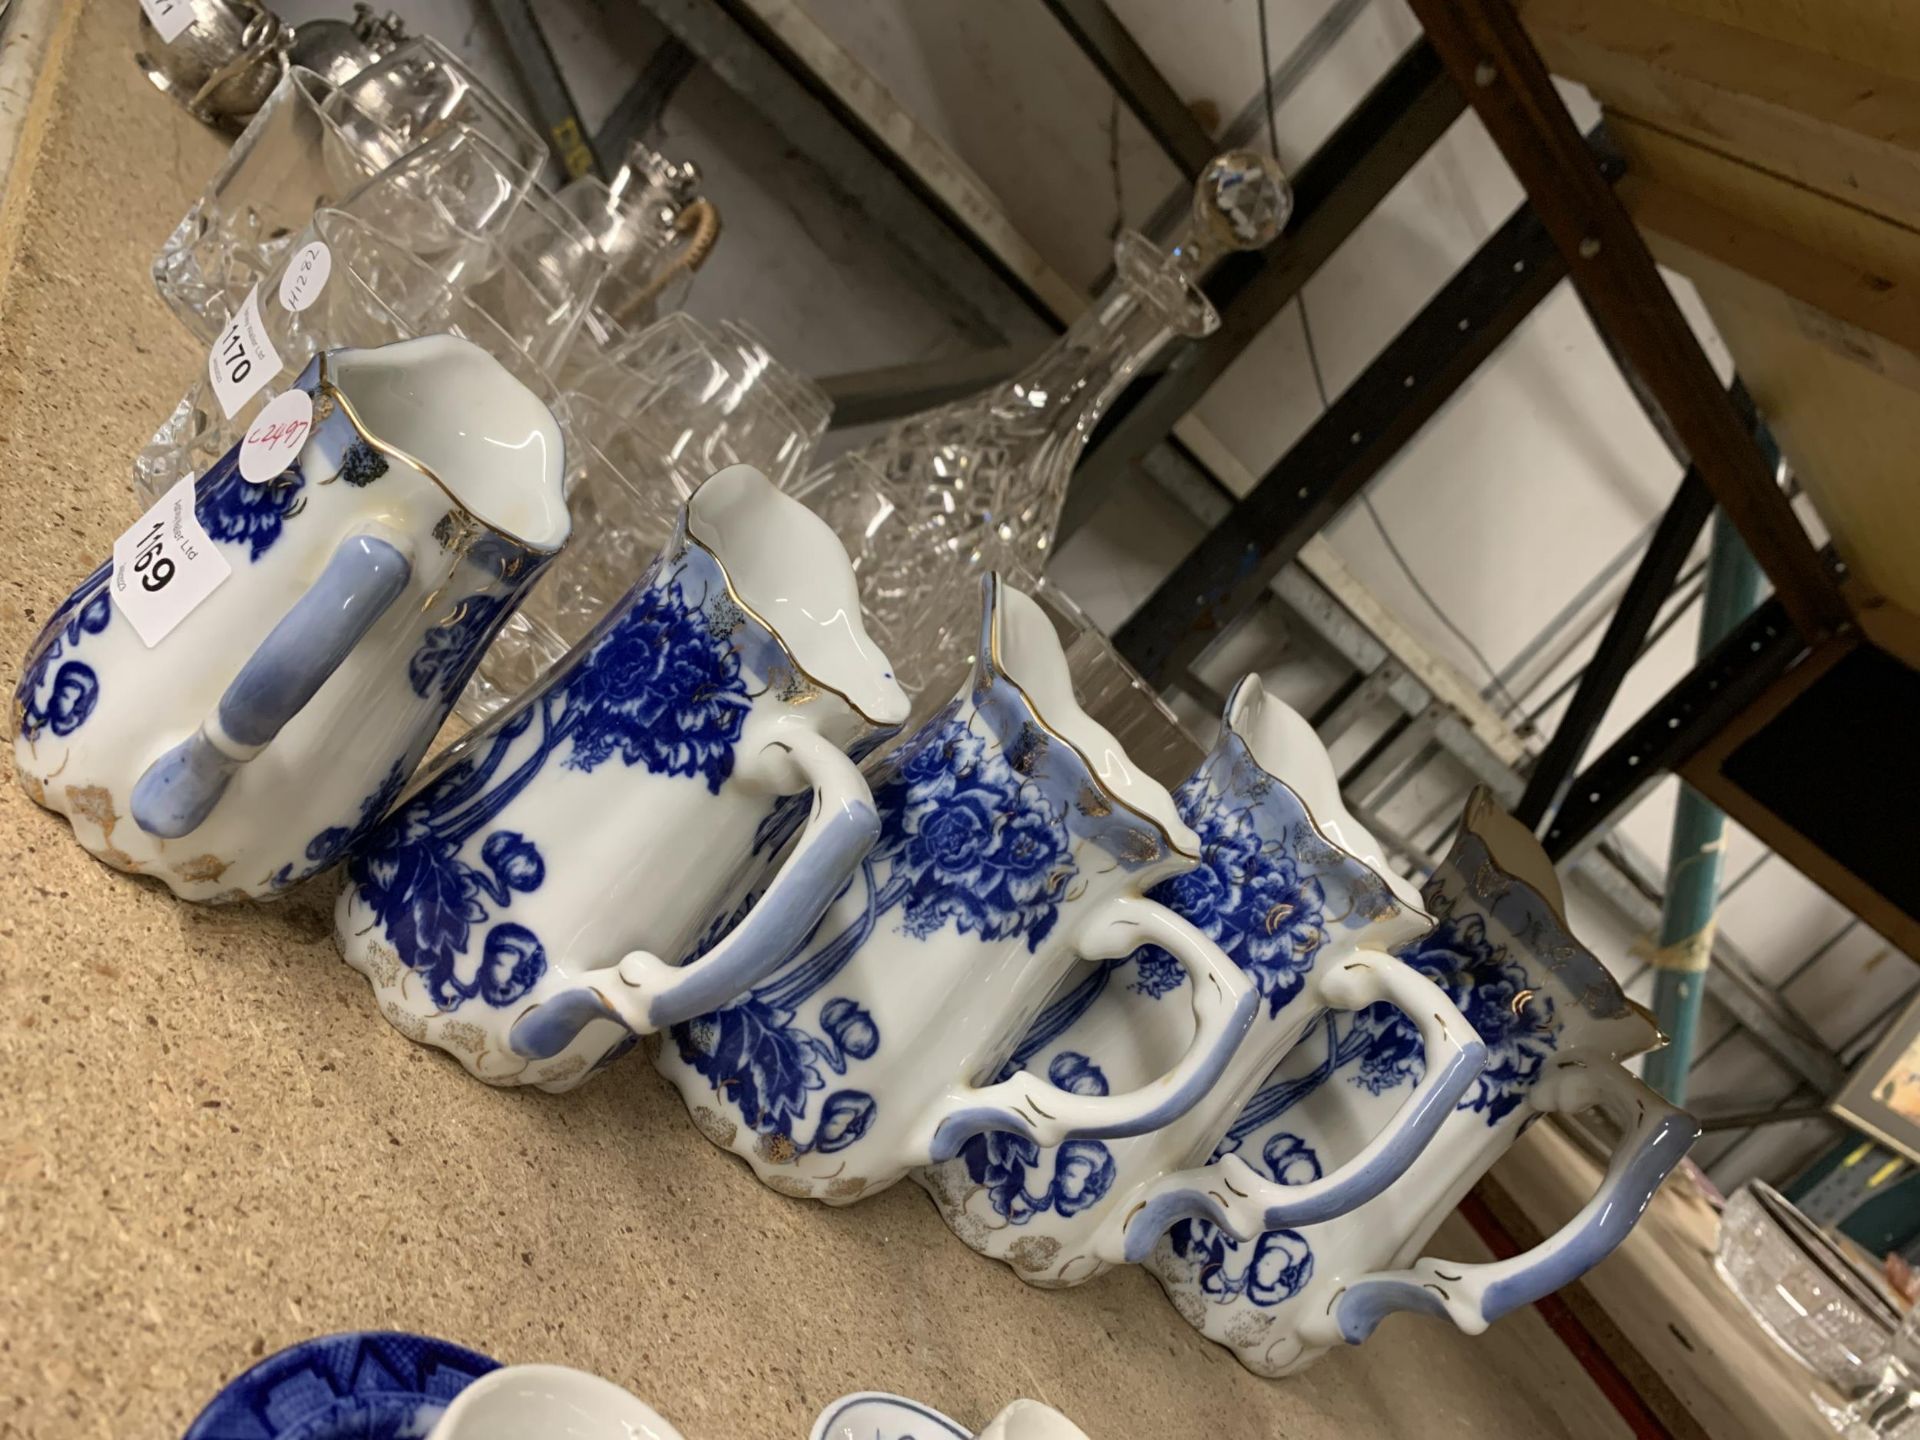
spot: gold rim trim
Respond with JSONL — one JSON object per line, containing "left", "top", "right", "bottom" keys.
{"left": 682, "top": 507, "right": 900, "bottom": 731}
{"left": 1221, "top": 673, "right": 1434, "bottom": 927}
{"left": 1453, "top": 784, "right": 1654, "bottom": 1034}
{"left": 982, "top": 573, "right": 1197, "bottom": 860}
{"left": 315, "top": 351, "right": 565, "bottom": 556}
{"left": 1458, "top": 784, "right": 1572, "bottom": 929}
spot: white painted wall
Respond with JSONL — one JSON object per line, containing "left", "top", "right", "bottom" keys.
{"left": 267, "top": 0, "right": 1911, "bottom": 1188}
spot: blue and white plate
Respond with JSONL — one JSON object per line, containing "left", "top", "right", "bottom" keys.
{"left": 184, "top": 1330, "right": 500, "bottom": 1439}
{"left": 810, "top": 1391, "right": 972, "bottom": 1440}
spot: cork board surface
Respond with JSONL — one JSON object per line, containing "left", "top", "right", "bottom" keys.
{"left": 0, "top": 5, "right": 1633, "bottom": 1438}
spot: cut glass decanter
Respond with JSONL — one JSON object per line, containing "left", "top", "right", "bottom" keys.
{"left": 795, "top": 151, "right": 1290, "bottom": 713}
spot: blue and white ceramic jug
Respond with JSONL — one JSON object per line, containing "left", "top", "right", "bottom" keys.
{"left": 334, "top": 464, "right": 911, "bottom": 1092}
{"left": 917, "top": 675, "right": 1485, "bottom": 1287}
{"left": 654, "top": 574, "right": 1259, "bottom": 1203}
{"left": 15, "top": 336, "right": 567, "bottom": 901}
{"left": 1145, "top": 787, "right": 1698, "bottom": 1376}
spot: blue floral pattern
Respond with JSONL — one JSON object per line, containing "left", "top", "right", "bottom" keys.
{"left": 336, "top": 439, "right": 388, "bottom": 487}
{"left": 182, "top": 1330, "right": 500, "bottom": 1440}
{"left": 1166, "top": 1129, "right": 1322, "bottom": 1306}
{"left": 557, "top": 573, "right": 751, "bottom": 791}
{"left": 671, "top": 709, "right": 1080, "bottom": 1158}
{"left": 408, "top": 593, "right": 508, "bottom": 703}
{"left": 1129, "top": 951, "right": 1186, "bottom": 998}
{"left": 196, "top": 451, "right": 307, "bottom": 562}
{"left": 267, "top": 754, "right": 414, "bottom": 890}
{"left": 956, "top": 1053, "right": 1117, "bottom": 1222}
{"left": 874, "top": 715, "right": 1075, "bottom": 951}
{"left": 1133, "top": 771, "right": 1329, "bottom": 1019}
{"left": 17, "top": 574, "right": 110, "bottom": 742}
{"left": 673, "top": 986, "right": 877, "bottom": 1151}
{"left": 348, "top": 556, "right": 757, "bottom": 1011}
{"left": 1345, "top": 911, "right": 1559, "bottom": 1125}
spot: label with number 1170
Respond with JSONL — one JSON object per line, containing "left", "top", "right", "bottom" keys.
{"left": 208, "top": 286, "right": 283, "bottom": 420}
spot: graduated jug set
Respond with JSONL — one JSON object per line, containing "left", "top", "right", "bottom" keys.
{"left": 14, "top": 327, "right": 1695, "bottom": 1377}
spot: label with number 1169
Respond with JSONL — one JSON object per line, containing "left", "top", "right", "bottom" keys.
{"left": 111, "top": 474, "right": 233, "bottom": 648}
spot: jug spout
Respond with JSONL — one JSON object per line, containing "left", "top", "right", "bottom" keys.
{"left": 1431, "top": 787, "right": 1663, "bottom": 1061}
{"left": 977, "top": 572, "right": 1198, "bottom": 866}
{"left": 693, "top": 464, "right": 908, "bottom": 731}
{"left": 1220, "top": 674, "right": 1430, "bottom": 926}
{"left": 317, "top": 336, "right": 571, "bottom": 555}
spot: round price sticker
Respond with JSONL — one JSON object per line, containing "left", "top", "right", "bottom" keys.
{"left": 278, "top": 240, "right": 331, "bottom": 314}
{"left": 239, "top": 389, "right": 315, "bottom": 484}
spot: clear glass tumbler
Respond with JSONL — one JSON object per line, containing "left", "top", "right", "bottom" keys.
{"left": 345, "top": 123, "right": 531, "bottom": 288}
{"left": 153, "top": 67, "right": 408, "bottom": 342}
{"left": 554, "top": 306, "right": 632, "bottom": 391}
{"left": 334, "top": 34, "right": 547, "bottom": 194}
{"left": 458, "top": 183, "right": 608, "bottom": 370}
{"left": 137, "top": 206, "right": 460, "bottom": 504}
{"left": 137, "top": 125, "right": 533, "bottom": 505}
{"left": 565, "top": 313, "right": 828, "bottom": 488}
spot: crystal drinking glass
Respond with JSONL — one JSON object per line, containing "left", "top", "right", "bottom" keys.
{"left": 715, "top": 319, "right": 830, "bottom": 477}
{"left": 458, "top": 183, "right": 608, "bottom": 370}
{"left": 153, "top": 66, "right": 408, "bottom": 342}
{"left": 554, "top": 306, "right": 632, "bottom": 391}
{"left": 344, "top": 122, "right": 530, "bottom": 288}
{"left": 137, "top": 125, "right": 533, "bottom": 504}
{"left": 533, "top": 390, "right": 701, "bottom": 643}
{"left": 332, "top": 34, "right": 546, "bottom": 194}
{"left": 136, "top": 205, "right": 463, "bottom": 505}
{"left": 566, "top": 313, "right": 829, "bottom": 487}
{"left": 438, "top": 287, "right": 569, "bottom": 403}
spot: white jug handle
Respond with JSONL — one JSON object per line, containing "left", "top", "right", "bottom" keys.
{"left": 923, "top": 892, "right": 1259, "bottom": 1163}
{"left": 129, "top": 527, "right": 415, "bottom": 839}
{"left": 1300, "top": 1057, "right": 1696, "bottom": 1350}
{"left": 1110, "top": 954, "right": 1487, "bottom": 1263}
{"left": 505, "top": 715, "right": 881, "bottom": 1059}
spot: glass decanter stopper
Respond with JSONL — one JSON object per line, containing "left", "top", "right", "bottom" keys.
{"left": 798, "top": 150, "right": 1290, "bottom": 706}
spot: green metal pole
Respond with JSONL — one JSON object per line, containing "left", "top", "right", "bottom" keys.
{"left": 1642, "top": 506, "right": 1766, "bottom": 1105}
